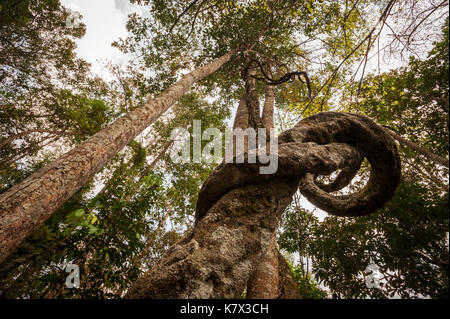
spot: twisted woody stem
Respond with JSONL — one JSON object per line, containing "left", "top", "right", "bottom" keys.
{"left": 247, "top": 58, "right": 312, "bottom": 98}
{"left": 125, "top": 112, "right": 401, "bottom": 299}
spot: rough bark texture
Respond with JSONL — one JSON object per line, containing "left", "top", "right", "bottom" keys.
{"left": 233, "top": 90, "right": 249, "bottom": 132}
{"left": 125, "top": 112, "right": 401, "bottom": 298}
{"left": 262, "top": 84, "right": 275, "bottom": 130}
{"left": 230, "top": 90, "right": 249, "bottom": 154}
{"left": 231, "top": 77, "right": 296, "bottom": 299}
{"left": 246, "top": 80, "right": 294, "bottom": 299}
{"left": 126, "top": 176, "right": 299, "bottom": 298}
{"left": 246, "top": 233, "right": 279, "bottom": 298}
{"left": 243, "top": 58, "right": 263, "bottom": 130}
{"left": 261, "top": 82, "right": 275, "bottom": 154}
{"left": 0, "top": 47, "right": 241, "bottom": 264}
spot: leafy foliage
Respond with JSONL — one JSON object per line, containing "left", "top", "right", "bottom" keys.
{"left": 343, "top": 19, "right": 449, "bottom": 158}
{"left": 278, "top": 205, "right": 328, "bottom": 299}
{"left": 309, "top": 179, "right": 448, "bottom": 299}
{"left": 290, "top": 264, "right": 328, "bottom": 299}
{"left": 1, "top": 0, "right": 448, "bottom": 299}
{"left": 278, "top": 25, "right": 449, "bottom": 299}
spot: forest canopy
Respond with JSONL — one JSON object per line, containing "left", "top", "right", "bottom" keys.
{"left": 0, "top": 0, "right": 448, "bottom": 299}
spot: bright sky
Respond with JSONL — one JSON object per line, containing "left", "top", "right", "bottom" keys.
{"left": 60, "top": 0, "right": 142, "bottom": 78}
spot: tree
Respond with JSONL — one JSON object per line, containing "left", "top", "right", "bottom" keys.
{"left": 0, "top": 0, "right": 381, "bottom": 265}
{"left": 0, "top": 45, "right": 240, "bottom": 264}
{"left": 0, "top": 0, "right": 112, "bottom": 188}
{"left": 0, "top": 0, "right": 239, "bottom": 295}
{"left": 125, "top": 111, "right": 401, "bottom": 298}
{"left": 1, "top": 0, "right": 447, "bottom": 299}
{"left": 0, "top": 92, "right": 230, "bottom": 298}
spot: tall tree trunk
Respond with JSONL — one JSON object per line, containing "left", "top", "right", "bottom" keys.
{"left": 245, "top": 80, "right": 296, "bottom": 299}
{"left": 261, "top": 61, "right": 275, "bottom": 133}
{"left": 246, "top": 81, "right": 299, "bottom": 299}
{"left": 228, "top": 90, "right": 249, "bottom": 156}
{"left": 243, "top": 60, "right": 262, "bottom": 130}
{"left": 262, "top": 84, "right": 275, "bottom": 131}
{"left": 246, "top": 233, "right": 280, "bottom": 298}
{"left": 126, "top": 175, "right": 299, "bottom": 298}
{"left": 231, "top": 84, "right": 292, "bottom": 299}
{"left": 0, "top": 46, "right": 242, "bottom": 264}
{"left": 125, "top": 112, "right": 401, "bottom": 298}
{"left": 232, "top": 90, "right": 249, "bottom": 132}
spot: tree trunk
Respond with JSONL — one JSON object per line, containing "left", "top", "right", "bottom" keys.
{"left": 262, "top": 84, "right": 275, "bottom": 131}
{"left": 243, "top": 56, "right": 262, "bottom": 130}
{"left": 232, "top": 90, "right": 249, "bottom": 132}
{"left": 246, "top": 233, "right": 279, "bottom": 298}
{"left": 246, "top": 80, "right": 293, "bottom": 299}
{"left": 125, "top": 176, "right": 299, "bottom": 298}
{"left": 0, "top": 46, "right": 242, "bottom": 265}
{"left": 229, "top": 90, "right": 249, "bottom": 154}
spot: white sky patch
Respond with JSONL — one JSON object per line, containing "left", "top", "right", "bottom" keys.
{"left": 60, "top": 0, "right": 137, "bottom": 79}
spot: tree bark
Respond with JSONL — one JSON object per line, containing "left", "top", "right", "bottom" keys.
{"left": 246, "top": 233, "right": 280, "bottom": 298}
{"left": 243, "top": 58, "right": 262, "bottom": 130}
{"left": 230, "top": 90, "right": 249, "bottom": 154}
{"left": 232, "top": 90, "right": 249, "bottom": 132}
{"left": 0, "top": 46, "right": 242, "bottom": 265}
{"left": 246, "top": 80, "right": 291, "bottom": 299}
{"left": 262, "top": 84, "right": 275, "bottom": 131}
{"left": 125, "top": 176, "right": 299, "bottom": 298}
